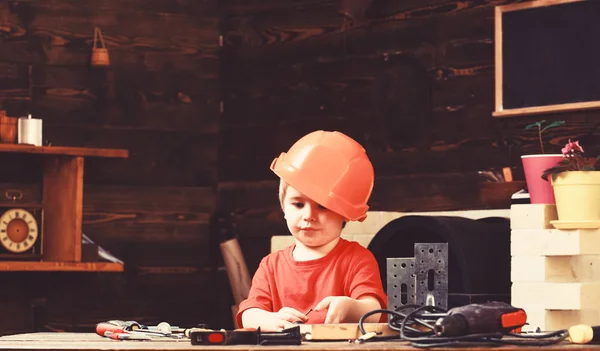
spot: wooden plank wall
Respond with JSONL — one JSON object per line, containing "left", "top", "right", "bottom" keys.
{"left": 0, "top": 0, "right": 232, "bottom": 335}
{"left": 220, "top": 0, "right": 600, "bottom": 273}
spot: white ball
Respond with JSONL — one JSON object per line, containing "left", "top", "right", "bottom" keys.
{"left": 156, "top": 322, "right": 171, "bottom": 333}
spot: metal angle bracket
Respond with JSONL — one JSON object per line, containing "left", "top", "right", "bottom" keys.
{"left": 386, "top": 258, "right": 416, "bottom": 310}
{"left": 414, "top": 243, "right": 448, "bottom": 310}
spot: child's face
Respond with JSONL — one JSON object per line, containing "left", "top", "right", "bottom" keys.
{"left": 282, "top": 185, "right": 345, "bottom": 248}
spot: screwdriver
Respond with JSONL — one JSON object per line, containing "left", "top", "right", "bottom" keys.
{"left": 104, "top": 331, "right": 152, "bottom": 341}
{"left": 294, "top": 308, "right": 313, "bottom": 325}
{"left": 96, "top": 322, "right": 179, "bottom": 339}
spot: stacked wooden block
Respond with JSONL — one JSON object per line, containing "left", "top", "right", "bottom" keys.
{"left": 511, "top": 204, "right": 600, "bottom": 332}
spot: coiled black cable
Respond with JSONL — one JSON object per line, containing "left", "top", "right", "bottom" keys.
{"left": 357, "top": 304, "right": 569, "bottom": 348}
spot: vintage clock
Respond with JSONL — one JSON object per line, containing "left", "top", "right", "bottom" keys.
{"left": 0, "top": 208, "right": 42, "bottom": 259}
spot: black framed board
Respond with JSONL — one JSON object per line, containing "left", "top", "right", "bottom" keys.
{"left": 494, "top": 0, "right": 600, "bottom": 117}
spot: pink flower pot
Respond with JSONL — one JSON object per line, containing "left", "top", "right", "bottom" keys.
{"left": 521, "top": 154, "right": 563, "bottom": 204}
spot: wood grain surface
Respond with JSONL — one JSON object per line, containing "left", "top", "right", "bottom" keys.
{"left": 0, "top": 332, "right": 588, "bottom": 351}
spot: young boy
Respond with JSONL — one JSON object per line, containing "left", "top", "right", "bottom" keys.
{"left": 236, "top": 130, "right": 387, "bottom": 331}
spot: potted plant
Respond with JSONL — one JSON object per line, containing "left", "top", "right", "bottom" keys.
{"left": 521, "top": 120, "right": 564, "bottom": 204}
{"left": 542, "top": 140, "right": 600, "bottom": 228}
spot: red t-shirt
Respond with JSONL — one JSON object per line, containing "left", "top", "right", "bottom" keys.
{"left": 236, "top": 238, "right": 387, "bottom": 327}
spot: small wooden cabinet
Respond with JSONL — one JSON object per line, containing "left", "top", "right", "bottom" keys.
{"left": 0, "top": 144, "right": 128, "bottom": 272}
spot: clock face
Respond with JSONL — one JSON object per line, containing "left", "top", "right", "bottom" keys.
{"left": 0, "top": 208, "right": 39, "bottom": 253}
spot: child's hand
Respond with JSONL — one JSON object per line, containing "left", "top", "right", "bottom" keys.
{"left": 271, "top": 307, "right": 308, "bottom": 330}
{"left": 313, "top": 296, "right": 354, "bottom": 324}
{"left": 313, "top": 296, "right": 382, "bottom": 324}
{"left": 241, "top": 307, "right": 308, "bottom": 331}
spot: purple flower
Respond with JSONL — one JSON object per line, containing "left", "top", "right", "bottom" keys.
{"left": 542, "top": 140, "right": 598, "bottom": 181}
{"left": 561, "top": 139, "right": 584, "bottom": 155}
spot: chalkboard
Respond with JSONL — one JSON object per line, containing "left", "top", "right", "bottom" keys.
{"left": 494, "top": 0, "right": 600, "bottom": 117}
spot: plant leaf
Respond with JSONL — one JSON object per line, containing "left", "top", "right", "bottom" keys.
{"left": 541, "top": 120, "right": 565, "bottom": 132}
{"left": 525, "top": 121, "right": 544, "bottom": 130}
{"left": 541, "top": 158, "right": 570, "bottom": 180}
{"left": 581, "top": 165, "right": 596, "bottom": 171}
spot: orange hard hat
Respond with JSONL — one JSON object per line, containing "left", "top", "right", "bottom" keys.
{"left": 270, "top": 130, "right": 374, "bottom": 222}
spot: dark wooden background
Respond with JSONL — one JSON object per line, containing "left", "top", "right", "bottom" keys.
{"left": 1, "top": 0, "right": 599, "bottom": 335}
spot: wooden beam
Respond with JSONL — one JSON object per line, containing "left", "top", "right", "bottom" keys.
{"left": 42, "top": 156, "right": 83, "bottom": 262}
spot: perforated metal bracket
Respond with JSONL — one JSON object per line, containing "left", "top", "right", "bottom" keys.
{"left": 415, "top": 243, "right": 448, "bottom": 309}
{"left": 386, "top": 258, "right": 416, "bottom": 310}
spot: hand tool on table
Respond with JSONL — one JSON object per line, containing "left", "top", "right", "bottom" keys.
{"left": 433, "top": 301, "right": 526, "bottom": 337}
{"left": 190, "top": 325, "right": 301, "bottom": 345}
{"left": 95, "top": 320, "right": 184, "bottom": 340}
{"left": 104, "top": 331, "right": 152, "bottom": 341}
{"left": 389, "top": 301, "right": 567, "bottom": 347}
{"left": 96, "top": 322, "right": 150, "bottom": 340}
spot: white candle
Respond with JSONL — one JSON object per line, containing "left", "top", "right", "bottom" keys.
{"left": 18, "top": 114, "right": 43, "bottom": 147}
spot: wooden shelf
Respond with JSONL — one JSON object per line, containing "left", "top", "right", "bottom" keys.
{"left": 0, "top": 145, "right": 129, "bottom": 272}
{"left": 0, "top": 261, "right": 124, "bottom": 272}
{"left": 0, "top": 144, "right": 128, "bottom": 158}
{"left": 0, "top": 202, "right": 43, "bottom": 209}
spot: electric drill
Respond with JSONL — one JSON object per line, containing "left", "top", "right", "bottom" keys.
{"left": 433, "top": 301, "right": 527, "bottom": 337}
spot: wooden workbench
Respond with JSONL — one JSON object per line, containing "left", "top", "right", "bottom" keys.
{"left": 0, "top": 332, "right": 594, "bottom": 351}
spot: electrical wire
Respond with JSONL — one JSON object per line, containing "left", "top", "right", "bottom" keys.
{"left": 357, "top": 304, "right": 569, "bottom": 348}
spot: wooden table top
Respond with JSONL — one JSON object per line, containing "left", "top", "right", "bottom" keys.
{"left": 0, "top": 332, "right": 595, "bottom": 351}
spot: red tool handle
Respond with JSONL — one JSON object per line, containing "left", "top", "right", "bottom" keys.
{"left": 96, "top": 322, "right": 125, "bottom": 337}
{"left": 109, "top": 332, "right": 127, "bottom": 340}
